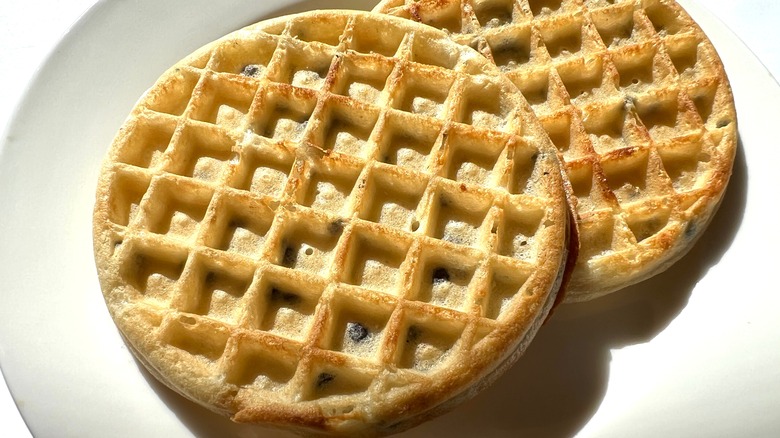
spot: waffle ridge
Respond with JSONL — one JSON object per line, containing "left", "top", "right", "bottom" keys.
{"left": 93, "top": 10, "right": 569, "bottom": 435}
{"left": 375, "top": 0, "right": 737, "bottom": 301}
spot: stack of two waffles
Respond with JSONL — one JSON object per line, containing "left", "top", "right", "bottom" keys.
{"left": 93, "top": 1, "right": 736, "bottom": 435}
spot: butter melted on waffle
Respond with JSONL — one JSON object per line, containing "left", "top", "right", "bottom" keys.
{"left": 93, "top": 10, "right": 568, "bottom": 435}
{"left": 376, "top": 0, "right": 737, "bottom": 301}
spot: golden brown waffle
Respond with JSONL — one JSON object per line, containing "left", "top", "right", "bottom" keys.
{"left": 375, "top": 0, "right": 737, "bottom": 301}
{"left": 93, "top": 10, "right": 569, "bottom": 435}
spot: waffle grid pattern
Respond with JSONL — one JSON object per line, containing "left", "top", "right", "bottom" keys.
{"left": 95, "top": 11, "right": 566, "bottom": 428}
{"left": 376, "top": 0, "right": 737, "bottom": 299}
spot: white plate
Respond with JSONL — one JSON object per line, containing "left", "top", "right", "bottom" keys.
{"left": 1, "top": 1, "right": 779, "bottom": 437}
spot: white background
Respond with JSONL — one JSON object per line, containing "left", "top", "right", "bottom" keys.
{"left": 0, "top": 1, "right": 778, "bottom": 437}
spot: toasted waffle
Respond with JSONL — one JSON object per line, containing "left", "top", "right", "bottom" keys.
{"left": 375, "top": 0, "right": 737, "bottom": 301}
{"left": 93, "top": 10, "right": 569, "bottom": 435}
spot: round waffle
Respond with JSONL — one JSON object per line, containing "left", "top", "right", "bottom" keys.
{"left": 93, "top": 10, "right": 569, "bottom": 435}
{"left": 375, "top": 0, "right": 737, "bottom": 301}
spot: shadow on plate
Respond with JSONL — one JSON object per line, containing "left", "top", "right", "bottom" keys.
{"left": 134, "top": 1, "right": 749, "bottom": 433}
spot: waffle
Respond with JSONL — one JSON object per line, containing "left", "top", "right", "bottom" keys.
{"left": 92, "top": 10, "right": 570, "bottom": 435}
{"left": 375, "top": 0, "right": 737, "bottom": 301}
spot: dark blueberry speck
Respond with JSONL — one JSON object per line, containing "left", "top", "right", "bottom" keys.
{"left": 432, "top": 267, "right": 450, "bottom": 284}
{"left": 328, "top": 219, "right": 345, "bottom": 235}
{"left": 346, "top": 322, "right": 369, "bottom": 342}
{"left": 685, "top": 222, "right": 697, "bottom": 239}
{"left": 316, "top": 372, "right": 335, "bottom": 388}
{"left": 241, "top": 64, "right": 260, "bottom": 77}
{"left": 271, "top": 288, "right": 300, "bottom": 305}
{"left": 406, "top": 326, "right": 421, "bottom": 344}
{"left": 282, "top": 245, "right": 297, "bottom": 267}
